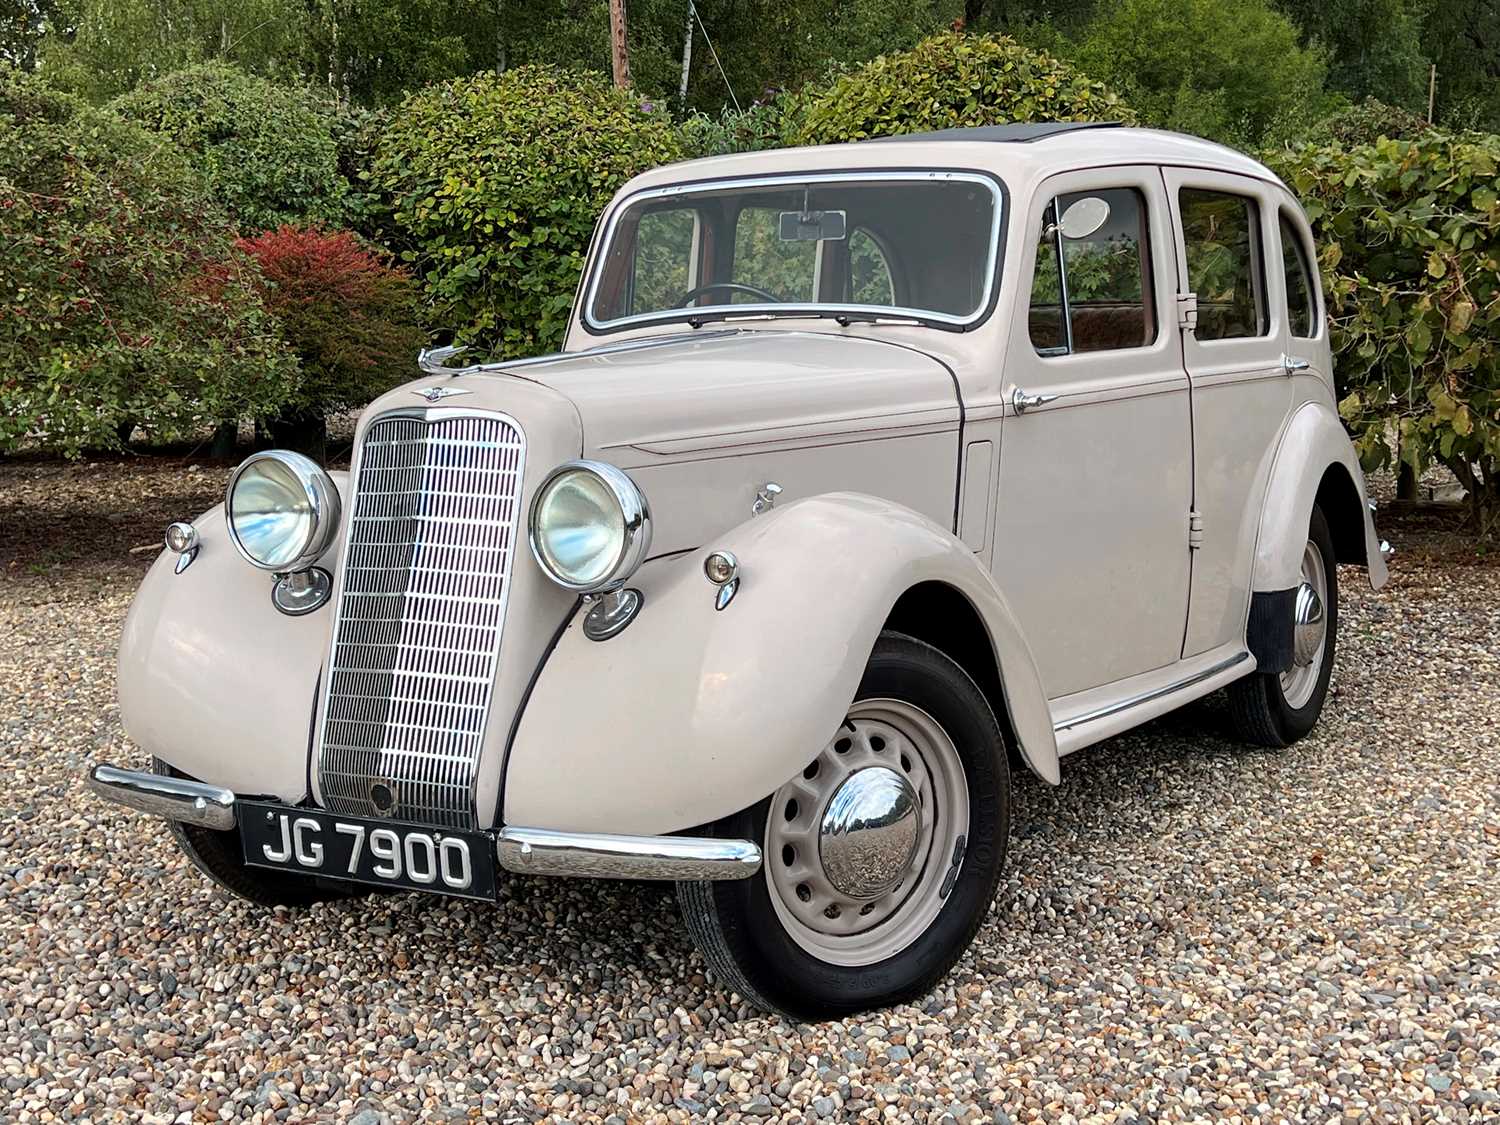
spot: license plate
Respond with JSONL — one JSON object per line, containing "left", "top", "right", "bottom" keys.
{"left": 239, "top": 802, "right": 497, "bottom": 901}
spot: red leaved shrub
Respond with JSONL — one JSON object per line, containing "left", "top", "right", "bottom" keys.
{"left": 238, "top": 225, "right": 424, "bottom": 437}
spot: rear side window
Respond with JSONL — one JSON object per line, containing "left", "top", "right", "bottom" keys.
{"left": 1179, "top": 188, "right": 1267, "bottom": 340}
{"left": 1028, "top": 186, "right": 1155, "bottom": 356}
{"left": 1279, "top": 213, "right": 1317, "bottom": 338}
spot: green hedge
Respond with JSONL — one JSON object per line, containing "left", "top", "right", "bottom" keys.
{"left": 1271, "top": 133, "right": 1500, "bottom": 528}
{"left": 372, "top": 66, "right": 681, "bottom": 358}
{"left": 0, "top": 71, "right": 296, "bottom": 456}
{"left": 792, "top": 32, "right": 1134, "bottom": 146}
{"left": 112, "top": 62, "right": 351, "bottom": 233}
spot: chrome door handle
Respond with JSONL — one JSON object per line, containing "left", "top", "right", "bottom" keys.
{"left": 1011, "top": 387, "right": 1059, "bottom": 414}
{"left": 1282, "top": 354, "right": 1311, "bottom": 376}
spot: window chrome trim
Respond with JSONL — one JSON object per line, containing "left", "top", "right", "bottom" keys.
{"left": 582, "top": 170, "right": 1007, "bottom": 333}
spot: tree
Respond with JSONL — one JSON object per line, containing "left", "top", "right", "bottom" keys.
{"left": 239, "top": 226, "right": 424, "bottom": 461}
{"left": 371, "top": 66, "right": 680, "bottom": 357}
{"left": 1419, "top": 2, "right": 1500, "bottom": 131}
{"left": 1070, "top": 0, "right": 1332, "bottom": 148}
{"left": 0, "top": 69, "right": 295, "bottom": 455}
{"left": 791, "top": 32, "right": 1134, "bottom": 146}
{"left": 111, "top": 62, "right": 351, "bottom": 233}
{"left": 1276, "top": 0, "right": 1428, "bottom": 114}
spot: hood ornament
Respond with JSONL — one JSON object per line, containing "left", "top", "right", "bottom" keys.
{"left": 411, "top": 386, "right": 473, "bottom": 403}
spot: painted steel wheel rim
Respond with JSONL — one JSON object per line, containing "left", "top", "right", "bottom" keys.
{"left": 1280, "top": 538, "right": 1329, "bottom": 709}
{"left": 764, "top": 698, "right": 971, "bottom": 967}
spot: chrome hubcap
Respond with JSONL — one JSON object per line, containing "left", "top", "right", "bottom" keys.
{"left": 764, "top": 698, "right": 970, "bottom": 967}
{"left": 818, "top": 766, "right": 921, "bottom": 900}
{"left": 1279, "top": 539, "right": 1328, "bottom": 709}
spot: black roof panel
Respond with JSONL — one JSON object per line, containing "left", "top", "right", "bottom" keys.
{"left": 865, "top": 122, "right": 1124, "bottom": 144}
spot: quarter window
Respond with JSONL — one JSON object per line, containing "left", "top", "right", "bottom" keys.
{"left": 1179, "top": 189, "right": 1267, "bottom": 340}
{"left": 1279, "top": 213, "right": 1317, "bottom": 338}
{"left": 1028, "top": 187, "right": 1155, "bottom": 356}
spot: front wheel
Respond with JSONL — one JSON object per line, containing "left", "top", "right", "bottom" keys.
{"left": 1228, "top": 505, "right": 1339, "bottom": 746}
{"left": 677, "top": 633, "right": 1009, "bottom": 1019}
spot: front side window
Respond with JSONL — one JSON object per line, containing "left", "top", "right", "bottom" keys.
{"left": 587, "top": 174, "right": 1002, "bottom": 329}
{"left": 1180, "top": 188, "right": 1267, "bottom": 340}
{"left": 1279, "top": 213, "right": 1317, "bottom": 338}
{"left": 1028, "top": 186, "right": 1155, "bottom": 355}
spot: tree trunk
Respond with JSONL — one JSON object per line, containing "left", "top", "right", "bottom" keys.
{"left": 267, "top": 412, "right": 329, "bottom": 466}
{"left": 610, "top": 0, "right": 632, "bottom": 90}
{"left": 678, "top": 0, "right": 694, "bottom": 109}
{"left": 208, "top": 421, "right": 239, "bottom": 462}
{"left": 1395, "top": 461, "right": 1418, "bottom": 501}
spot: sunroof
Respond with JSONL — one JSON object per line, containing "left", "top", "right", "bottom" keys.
{"left": 865, "top": 122, "right": 1124, "bottom": 143}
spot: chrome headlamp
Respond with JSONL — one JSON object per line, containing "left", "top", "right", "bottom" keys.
{"left": 528, "top": 460, "right": 652, "bottom": 593}
{"left": 225, "top": 450, "right": 341, "bottom": 573}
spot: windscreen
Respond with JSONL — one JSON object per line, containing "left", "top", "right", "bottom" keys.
{"left": 587, "top": 174, "right": 1002, "bottom": 328}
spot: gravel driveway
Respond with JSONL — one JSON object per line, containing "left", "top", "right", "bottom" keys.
{"left": 3, "top": 459, "right": 1498, "bottom": 1123}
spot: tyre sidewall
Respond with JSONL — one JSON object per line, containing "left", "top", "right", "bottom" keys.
{"left": 702, "top": 634, "right": 1009, "bottom": 1019}
{"left": 1270, "top": 506, "right": 1340, "bottom": 741}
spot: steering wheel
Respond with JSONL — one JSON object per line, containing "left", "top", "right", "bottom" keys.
{"left": 675, "top": 281, "right": 782, "bottom": 306}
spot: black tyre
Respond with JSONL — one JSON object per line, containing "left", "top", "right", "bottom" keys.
{"left": 677, "top": 632, "right": 1010, "bottom": 1019}
{"left": 154, "top": 760, "right": 358, "bottom": 908}
{"left": 1228, "top": 505, "right": 1339, "bottom": 747}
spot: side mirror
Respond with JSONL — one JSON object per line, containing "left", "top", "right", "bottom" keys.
{"left": 1059, "top": 196, "right": 1111, "bottom": 241}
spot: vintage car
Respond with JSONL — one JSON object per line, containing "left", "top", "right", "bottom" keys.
{"left": 90, "top": 122, "right": 1390, "bottom": 1019}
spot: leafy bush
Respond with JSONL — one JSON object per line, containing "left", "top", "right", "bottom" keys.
{"left": 1270, "top": 134, "right": 1500, "bottom": 529}
{"left": 372, "top": 66, "right": 681, "bottom": 357}
{"left": 1309, "top": 97, "right": 1433, "bottom": 148}
{"left": 791, "top": 32, "right": 1134, "bottom": 146}
{"left": 1071, "top": 0, "right": 1331, "bottom": 148}
{"left": 0, "top": 69, "right": 295, "bottom": 456}
{"left": 679, "top": 99, "right": 797, "bottom": 158}
{"left": 239, "top": 226, "right": 423, "bottom": 418}
{"left": 112, "top": 62, "right": 349, "bottom": 233}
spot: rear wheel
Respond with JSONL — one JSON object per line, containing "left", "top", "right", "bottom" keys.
{"left": 677, "top": 633, "right": 1009, "bottom": 1019}
{"left": 154, "top": 760, "right": 359, "bottom": 908}
{"left": 1228, "top": 505, "right": 1339, "bottom": 746}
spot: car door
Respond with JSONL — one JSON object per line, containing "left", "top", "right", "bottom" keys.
{"left": 992, "top": 167, "right": 1193, "bottom": 700}
{"left": 1161, "top": 170, "right": 1294, "bottom": 658}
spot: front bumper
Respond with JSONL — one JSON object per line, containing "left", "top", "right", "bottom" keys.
{"left": 86, "top": 765, "right": 762, "bottom": 882}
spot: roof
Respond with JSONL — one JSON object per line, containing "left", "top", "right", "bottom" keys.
{"left": 867, "top": 122, "right": 1125, "bottom": 144}
{"left": 622, "top": 126, "right": 1285, "bottom": 197}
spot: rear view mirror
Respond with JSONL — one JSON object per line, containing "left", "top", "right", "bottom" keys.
{"left": 779, "top": 210, "right": 847, "bottom": 242}
{"left": 1059, "top": 196, "right": 1110, "bottom": 241}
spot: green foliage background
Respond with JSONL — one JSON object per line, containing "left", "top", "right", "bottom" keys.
{"left": 370, "top": 66, "right": 681, "bottom": 358}
{"left": 1269, "top": 134, "right": 1500, "bottom": 528}
{"left": 0, "top": 69, "right": 296, "bottom": 455}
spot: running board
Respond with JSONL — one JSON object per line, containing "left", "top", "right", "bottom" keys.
{"left": 1051, "top": 650, "right": 1254, "bottom": 756}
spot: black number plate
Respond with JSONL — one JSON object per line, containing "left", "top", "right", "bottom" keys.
{"left": 239, "top": 802, "right": 497, "bottom": 901}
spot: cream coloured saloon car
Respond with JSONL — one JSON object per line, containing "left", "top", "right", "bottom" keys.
{"left": 91, "top": 123, "right": 1390, "bottom": 1019}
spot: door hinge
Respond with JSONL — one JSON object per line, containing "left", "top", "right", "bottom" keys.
{"left": 1188, "top": 509, "right": 1205, "bottom": 550}
{"left": 1176, "top": 292, "right": 1198, "bottom": 331}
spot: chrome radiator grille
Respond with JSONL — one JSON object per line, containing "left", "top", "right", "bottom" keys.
{"left": 316, "top": 410, "right": 525, "bottom": 829}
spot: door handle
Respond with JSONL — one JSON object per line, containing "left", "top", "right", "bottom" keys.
{"left": 1011, "top": 387, "right": 1059, "bottom": 414}
{"left": 1282, "top": 354, "right": 1312, "bottom": 376}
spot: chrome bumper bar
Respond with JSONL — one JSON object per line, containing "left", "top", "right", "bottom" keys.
{"left": 496, "top": 826, "right": 761, "bottom": 880}
{"left": 86, "top": 765, "right": 762, "bottom": 881}
{"left": 88, "top": 765, "right": 237, "bottom": 830}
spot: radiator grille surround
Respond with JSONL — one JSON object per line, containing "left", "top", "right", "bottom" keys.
{"left": 315, "top": 408, "right": 525, "bottom": 829}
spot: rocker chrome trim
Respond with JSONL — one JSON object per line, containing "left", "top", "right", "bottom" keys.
{"left": 1052, "top": 651, "right": 1252, "bottom": 734}
{"left": 87, "top": 765, "right": 237, "bottom": 830}
{"left": 497, "top": 826, "right": 762, "bottom": 881}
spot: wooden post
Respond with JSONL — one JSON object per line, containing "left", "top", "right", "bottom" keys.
{"left": 678, "top": 0, "right": 694, "bottom": 109}
{"left": 610, "top": 0, "right": 632, "bottom": 90}
{"left": 1427, "top": 64, "right": 1436, "bottom": 124}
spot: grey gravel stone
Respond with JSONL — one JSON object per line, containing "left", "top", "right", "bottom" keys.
{"left": 3, "top": 459, "right": 1498, "bottom": 1123}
